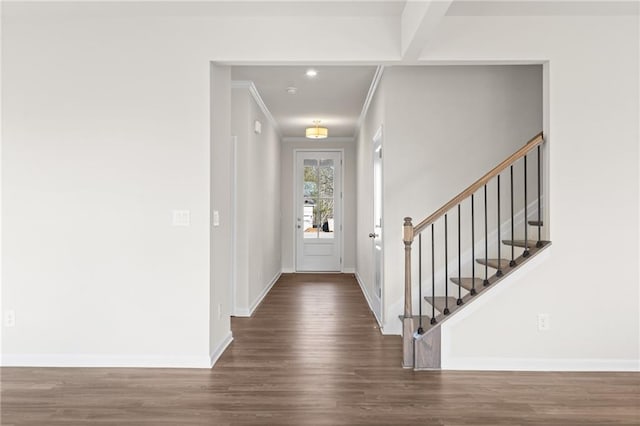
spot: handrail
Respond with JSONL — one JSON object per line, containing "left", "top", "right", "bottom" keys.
{"left": 413, "top": 132, "right": 544, "bottom": 234}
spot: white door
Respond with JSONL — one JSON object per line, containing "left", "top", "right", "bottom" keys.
{"left": 295, "top": 151, "right": 342, "bottom": 271}
{"left": 371, "top": 127, "right": 383, "bottom": 319}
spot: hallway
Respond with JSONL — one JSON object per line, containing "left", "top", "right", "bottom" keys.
{"left": 2, "top": 274, "right": 638, "bottom": 425}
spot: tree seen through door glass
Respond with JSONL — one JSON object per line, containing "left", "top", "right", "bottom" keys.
{"left": 303, "top": 159, "right": 335, "bottom": 239}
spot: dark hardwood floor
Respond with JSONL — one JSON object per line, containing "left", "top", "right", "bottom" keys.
{"left": 2, "top": 273, "right": 639, "bottom": 425}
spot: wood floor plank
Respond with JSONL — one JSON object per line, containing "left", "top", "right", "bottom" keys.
{"left": 2, "top": 273, "right": 639, "bottom": 425}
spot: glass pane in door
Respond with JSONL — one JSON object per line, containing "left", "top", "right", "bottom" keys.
{"left": 302, "top": 158, "right": 335, "bottom": 239}
{"left": 303, "top": 159, "right": 319, "bottom": 238}
{"left": 317, "top": 198, "right": 334, "bottom": 239}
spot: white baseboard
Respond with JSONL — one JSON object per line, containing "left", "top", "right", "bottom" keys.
{"left": 355, "top": 272, "right": 382, "bottom": 328}
{"left": 1, "top": 333, "right": 235, "bottom": 369}
{"left": 343, "top": 267, "right": 355, "bottom": 274}
{"left": 381, "top": 320, "right": 402, "bottom": 336}
{"left": 443, "top": 357, "right": 640, "bottom": 372}
{"left": 381, "top": 297, "right": 403, "bottom": 336}
{"left": 209, "top": 331, "right": 233, "bottom": 367}
{"left": 234, "top": 271, "right": 281, "bottom": 318}
{"left": 1, "top": 352, "right": 213, "bottom": 368}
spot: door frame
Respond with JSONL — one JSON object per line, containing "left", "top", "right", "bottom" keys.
{"left": 230, "top": 135, "right": 238, "bottom": 315}
{"left": 372, "top": 126, "right": 384, "bottom": 325}
{"left": 292, "top": 148, "right": 345, "bottom": 273}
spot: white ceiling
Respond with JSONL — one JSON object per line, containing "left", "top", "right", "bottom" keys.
{"left": 447, "top": 1, "right": 639, "bottom": 17}
{"left": 5, "top": 1, "right": 406, "bottom": 18}
{"left": 232, "top": 66, "right": 378, "bottom": 139}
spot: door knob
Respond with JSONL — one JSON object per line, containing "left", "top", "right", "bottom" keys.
{"left": 369, "top": 233, "right": 378, "bottom": 238}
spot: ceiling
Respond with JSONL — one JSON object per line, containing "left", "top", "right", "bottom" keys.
{"left": 232, "top": 66, "right": 378, "bottom": 139}
{"left": 447, "top": 1, "right": 639, "bottom": 16}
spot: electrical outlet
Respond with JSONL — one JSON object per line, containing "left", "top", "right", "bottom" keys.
{"left": 537, "top": 313, "right": 550, "bottom": 331}
{"left": 4, "top": 310, "right": 15, "bottom": 328}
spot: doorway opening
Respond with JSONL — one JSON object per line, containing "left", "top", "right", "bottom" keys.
{"left": 295, "top": 150, "right": 343, "bottom": 272}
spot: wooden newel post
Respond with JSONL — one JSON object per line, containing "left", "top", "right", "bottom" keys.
{"left": 403, "top": 217, "right": 414, "bottom": 318}
{"left": 402, "top": 217, "right": 414, "bottom": 368}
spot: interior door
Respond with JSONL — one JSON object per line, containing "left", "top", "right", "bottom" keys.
{"left": 295, "top": 151, "right": 342, "bottom": 271}
{"left": 371, "top": 127, "right": 383, "bottom": 319}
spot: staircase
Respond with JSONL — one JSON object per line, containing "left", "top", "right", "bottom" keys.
{"left": 400, "top": 132, "right": 551, "bottom": 370}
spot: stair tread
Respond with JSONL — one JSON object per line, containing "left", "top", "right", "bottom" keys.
{"left": 528, "top": 220, "right": 543, "bottom": 226}
{"left": 450, "top": 277, "right": 484, "bottom": 291}
{"left": 502, "top": 239, "right": 545, "bottom": 248}
{"left": 476, "top": 258, "right": 511, "bottom": 270}
{"left": 423, "top": 296, "right": 460, "bottom": 314}
{"left": 398, "top": 314, "right": 431, "bottom": 321}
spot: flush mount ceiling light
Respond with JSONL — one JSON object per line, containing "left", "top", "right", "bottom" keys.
{"left": 305, "top": 120, "right": 328, "bottom": 139}
{"left": 305, "top": 69, "right": 318, "bottom": 78}
{"left": 286, "top": 86, "right": 297, "bottom": 95}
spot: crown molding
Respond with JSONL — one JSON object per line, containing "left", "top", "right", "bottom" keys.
{"left": 231, "top": 80, "right": 281, "bottom": 137}
{"left": 354, "top": 65, "right": 385, "bottom": 140}
{"left": 281, "top": 136, "right": 355, "bottom": 144}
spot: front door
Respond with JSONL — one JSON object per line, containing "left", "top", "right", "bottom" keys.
{"left": 295, "top": 151, "right": 342, "bottom": 271}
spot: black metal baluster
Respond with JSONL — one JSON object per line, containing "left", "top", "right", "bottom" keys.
{"left": 471, "top": 194, "right": 476, "bottom": 295}
{"left": 483, "top": 185, "right": 489, "bottom": 286}
{"left": 430, "top": 224, "right": 436, "bottom": 325}
{"left": 537, "top": 145, "right": 543, "bottom": 248}
{"left": 510, "top": 165, "right": 516, "bottom": 267}
{"left": 496, "top": 175, "right": 503, "bottom": 277}
{"left": 457, "top": 204, "right": 463, "bottom": 305}
{"left": 523, "top": 155, "right": 530, "bottom": 257}
{"left": 418, "top": 233, "right": 424, "bottom": 334}
{"left": 444, "top": 214, "right": 450, "bottom": 314}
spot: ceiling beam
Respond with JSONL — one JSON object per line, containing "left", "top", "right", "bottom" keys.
{"left": 401, "top": 0, "right": 453, "bottom": 61}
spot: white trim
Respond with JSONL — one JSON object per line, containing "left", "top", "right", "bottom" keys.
{"left": 233, "top": 271, "right": 282, "bottom": 317}
{"left": 440, "top": 248, "right": 551, "bottom": 339}
{"left": 372, "top": 125, "right": 384, "bottom": 326}
{"left": 381, "top": 297, "right": 403, "bottom": 335}
{"left": 354, "top": 65, "right": 385, "bottom": 140}
{"left": 342, "top": 267, "right": 355, "bottom": 273}
{"left": 209, "top": 331, "right": 234, "bottom": 367}
{"left": 1, "top": 353, "right": 213, "bottom": 369}
{"left": 355, "top": 271, "right": 382, "bottom": 328}
{"left": 293, "top": 149, "right": 345, "bottom": 273}
{"left": 282, "top": 136, "right": 354, "bottom": 144}
{"left": 231, "top": 80, "right": 281, "bottom": 137}
{"left": 231, "top": 135, "right": 238, "bottom": 315}
{"left": 423, "top": 197, "right": 540, "bottom": 298}
{"left": 442, "top": 358, "right": 640, "bottom": 372}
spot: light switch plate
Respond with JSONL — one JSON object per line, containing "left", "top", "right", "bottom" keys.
{"left": 213, "top": 211, "right": 220, "bottom": 227}
{"left": 172, "top": 210, "right": 190, "bottom": 226}
{"left": 537, "top": 313, "right": 550, "bottom": 331}
{"left": 4, "top": 310, "right": 15, "bottom": 328}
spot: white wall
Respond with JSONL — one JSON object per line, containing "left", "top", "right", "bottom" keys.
{"left": 2, "top": 2, "right": 637, "bottom": 371}
{"left": 1, "top": 8, "right": 215, "bottom": 367}
{"left": 210, "top": 64, "right": 233, "bottom": 361}
{"left": 0, "top": 2, "right": 398, "bottom": 367}
{"left": 281, "top": 139, "right": 356, "bottom": 272}
{"left": 231, "top": 87, "right": 281, "bottom": 315}
{"left": 378, "top": 65, "right": 542, "bottom": 334}
{"left": 356, "top": 75, "right": 386, "bottom": 324}
{"left": 425, "top": 16, "right": 639, "bottom": 370}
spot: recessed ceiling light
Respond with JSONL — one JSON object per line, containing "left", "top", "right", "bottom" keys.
{"left": 306, "top": 69, "right": 318, "bottom": 78}
{"left": 286, "top": 86, "right": 297, "bottom": 95}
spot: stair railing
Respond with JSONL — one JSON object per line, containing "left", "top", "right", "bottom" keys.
{"left": 401, "top": 132, "right": 545, "bottom": 368}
